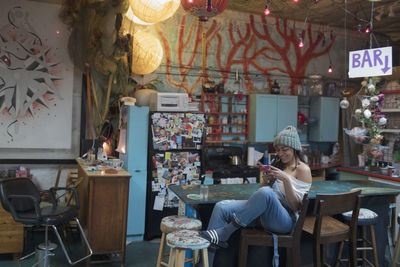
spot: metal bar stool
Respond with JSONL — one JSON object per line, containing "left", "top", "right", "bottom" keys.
{"left": 166, "top": 230, "right": 210, "bottom": 267}
{"left": 336, "top": 208, "right": 379, "bottom": 267}
{"left": 157, "top": 215, "right": 202, "bottom": 267}
{"left": 391, "top": 213, "right": 400, "bottom": 267}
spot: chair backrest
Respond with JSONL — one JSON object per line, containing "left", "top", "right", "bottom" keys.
{"left": 312, "top": 189, "right": 361, "bottom": 239}
{"left": 291, "top": 193, "right": 309, "bottom": 240}
{"left": 0, "top": 178, "right": 41, "bottom": 213}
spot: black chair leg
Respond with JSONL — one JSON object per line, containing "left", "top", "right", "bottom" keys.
{"left": 51, "top": 218, "right": 93, "bottom": 265}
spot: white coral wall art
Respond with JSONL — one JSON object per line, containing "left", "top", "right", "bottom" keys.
{"left": 0, "top": 0, "right": 73, "bottom": 149}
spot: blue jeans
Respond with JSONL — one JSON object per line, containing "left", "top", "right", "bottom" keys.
{"left": 206, "top": 186, "right": 295, "bottom": 266}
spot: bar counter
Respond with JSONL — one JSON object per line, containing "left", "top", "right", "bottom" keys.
{"left": 338, "top": 166, "right": 400, "bottom": 183}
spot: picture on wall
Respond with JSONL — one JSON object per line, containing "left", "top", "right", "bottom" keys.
{"left": 0, "top": 0, "right": 74, "bottom": 149}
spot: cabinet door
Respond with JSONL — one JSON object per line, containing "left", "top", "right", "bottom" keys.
{"left": 249, "top": 94, "right": 277, "bottom": 142}
{"left": 309, "top": 97, "right": 339, "bottom": 142}
{"left": 126, "top": 170, "right": 147, "bottom": 240}
{"left": 277, "top": 96, "right": 298, "bottom": 133}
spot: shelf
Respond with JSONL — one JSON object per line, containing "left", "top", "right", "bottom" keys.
{"left": 381, "top": 109, "right": 400, "bottom": 112}
{"left": 202, "top": 93, "right": 248, "bottom": 97}
{"left": 207, "top": 123, "right": 247, "bottom": 126}
{"left": 207, "top": 132, "right": 247, "bottom": 135}
{"left": 206, "top": 140, "right": 249, "bottom": 144}
{"left": 206, "top": 112, "right": 247, "bottom": 115}
{"left": 381, "top": 90, "right": 400, "bottom": 94}
{"left": 381, "top": 129, "right": 400, "bottom": 133}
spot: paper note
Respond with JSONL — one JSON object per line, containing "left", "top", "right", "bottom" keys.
{"left": 165, "top": 152, "right": 171, "bottom": 160}
{"left": 153, "top": 195, "right": 165, "bottom": 211}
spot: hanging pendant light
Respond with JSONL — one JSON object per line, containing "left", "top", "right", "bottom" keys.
{"left": 131, "top": 31, "right": 164, "bottom": 75}
{"left": 181, "top": 0, "right": 229, "bottom": 21}
{"left": 129, "top": 0, "right": 181, "bottom": 24}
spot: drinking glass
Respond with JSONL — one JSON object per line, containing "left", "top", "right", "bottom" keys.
{"left": 200, "top": 185, "right": 209, "bottom": 200}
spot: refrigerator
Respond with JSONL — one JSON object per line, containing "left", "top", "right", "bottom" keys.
{"left": 120, "top": 105, "right": 149, "bottom": 242}
{"left": 144, "top": 112, "right": 206, "bottom": 240}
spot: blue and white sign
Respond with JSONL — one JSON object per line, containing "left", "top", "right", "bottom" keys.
{"left": 349, "top": 46, "right": 392, "bottom": 78}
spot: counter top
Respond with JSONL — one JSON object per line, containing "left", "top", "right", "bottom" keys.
{"left": 309, "top": 163, "right": 339, "bottom": 170}
{"left": 337, "top": 166, "right": 400, "bottom": 182}
{"left": 76, "top": 158, "right": 131, "bottom": 178}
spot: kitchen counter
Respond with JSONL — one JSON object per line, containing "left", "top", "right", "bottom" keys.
{"left": 337, "top": 166, "right": 400, "bottom": 183}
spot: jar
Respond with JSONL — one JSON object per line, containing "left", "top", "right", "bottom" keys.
{"left": 208, "top": 115, "right": 214, "bottom": 124}
{"left": 271, "top": 80, "right": 280, "bottom": 94}
{"left": 309, "top": 75, "right": 323, "bottom": 96}
{"left": 221, "top": 117, "right": 228, "bottom": 124}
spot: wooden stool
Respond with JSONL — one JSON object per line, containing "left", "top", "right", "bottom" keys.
{"left": 166, "top": 230, "right": 210, "bottom": 267}
{"left": 391, "top": 213, "right": 400, "bottom": 267}
{"left": 336, "top": 208, "right": 379, "bottom": 267}
{"left": 156, "top": 215, "right": 202, "bottom": 267}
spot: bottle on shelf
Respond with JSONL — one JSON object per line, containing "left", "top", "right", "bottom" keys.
{"left": 263, "top": 147, "right": 269, "bottom": 165}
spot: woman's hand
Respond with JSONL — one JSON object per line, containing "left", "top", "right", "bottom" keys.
{"left": 268, "top": 166, "right": 290, "bottom": 182}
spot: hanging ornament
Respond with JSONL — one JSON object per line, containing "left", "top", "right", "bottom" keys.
{"left": 378, "top": 117, "right": 387, "bottom": 125}
{"left": 180, "top": 0, "right": 229, "bottom": 21}
{"left": 340, "top": 97, "right": 350, "bottom": 109}
{"left": 355, "top": 109, "right": 362, "bottom": 115}
{"left": 367, "top": 83, "right": 376, "bottom": 94}
{"left": 363, "top": 109, "right": 372, "bottom": 118}
{"left": 362, "top": 98, "right": 370, "bottom": 108}
{"left": 370, "top": 96, "right": 379, "bottom": 102}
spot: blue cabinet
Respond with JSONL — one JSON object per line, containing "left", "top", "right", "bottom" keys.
{"left": 120, "top": 106, "right": 149, "bottom": 242}
{"left": 309, "top": 97, "right": 339, "bottom": 142}
{"left": 249, "top": 94, "right": 298, "bottom": 142}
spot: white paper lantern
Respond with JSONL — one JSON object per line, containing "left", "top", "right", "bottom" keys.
{"left": 355, "top": 109, "right": 362, "bottom": 115}
{"left": 367, "top": 83, "right": 376, "bottom": 93}
{"left": 363, "top": 109, "right": 372, "bottom": 119}
{"left": 340, "top": 98, "right": 349, "bottom": 109}
{"left": 131, "top": 31, "right": 163, "bottom": 75}
{"left": 370, "top": 96, "right": 379, "bottom": 102}
{"left": 129, "top": 0, "right": 180, "bottom": 24}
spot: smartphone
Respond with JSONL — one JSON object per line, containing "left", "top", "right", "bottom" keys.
{"left": 260, "top": 165, "right": 271, "bottom": 172}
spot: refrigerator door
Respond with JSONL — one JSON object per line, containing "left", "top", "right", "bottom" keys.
{"left": 121, "top": 106, "right": 149, "bottom": 242}
{"left": 145, "top": 112, "right": 206, "bottom": 240}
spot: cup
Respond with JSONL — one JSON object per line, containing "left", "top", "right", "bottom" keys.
{"left": 200, "top": 185, "right": 209, "bottom": 200}
{"left": 111, "top": 159, "right": 124, "bottom": 170}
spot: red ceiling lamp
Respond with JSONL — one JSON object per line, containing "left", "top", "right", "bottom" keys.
{"left": 181, "top": 0, "right": 229, "bottom": 21}
{"left": 264, "top": 5, "right": 270, "bottom": 15}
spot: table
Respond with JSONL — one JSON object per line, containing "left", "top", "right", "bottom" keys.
{"left": 169, "top": 180, "right": 400, "bottom": 205}
{"left": 169, "top": 180, "right": 400, "bottom": 266}
{"left": 76, "top": 158, "right": 131, "bottom": 265}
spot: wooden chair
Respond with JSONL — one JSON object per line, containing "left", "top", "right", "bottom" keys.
{"left": 302, "top": 190, "right": 361, "bottom": 267}
{"left": 391, "top": 213, "right": 400, "bottom": 267}
{"left": 238, "top": 193, "right": 309, "bottom": 267}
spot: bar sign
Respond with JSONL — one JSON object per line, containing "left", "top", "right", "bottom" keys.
{"left": 349, "top": 46, "right": 392, "bottom": 78}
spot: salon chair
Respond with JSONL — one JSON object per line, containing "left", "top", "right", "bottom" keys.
{"left": 0, "top": 178, "right": 92, "bottom": 266}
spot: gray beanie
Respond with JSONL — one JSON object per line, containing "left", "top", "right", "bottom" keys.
{"left": 273, "top": 126, "right": 302, "bottom": 151}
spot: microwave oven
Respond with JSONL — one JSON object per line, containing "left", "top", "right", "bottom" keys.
{"left": 149, "top": 92, "right": 189, "bottom": 111}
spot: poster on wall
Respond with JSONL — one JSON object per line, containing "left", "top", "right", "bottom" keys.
{"left": 0, "top": 0, "right": 74, "bottom": 149}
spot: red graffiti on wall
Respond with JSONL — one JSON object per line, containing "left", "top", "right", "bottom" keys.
{"left": 157, "top": 14, "right": 335, "bottom": 95}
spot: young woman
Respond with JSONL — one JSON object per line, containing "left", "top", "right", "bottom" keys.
{"left": 200, "top": 126, "right": 312, "bottom": 266}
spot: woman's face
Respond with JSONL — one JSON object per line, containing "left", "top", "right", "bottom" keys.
{"left": 275, "top": 145, "right": 295, "bottom": 164}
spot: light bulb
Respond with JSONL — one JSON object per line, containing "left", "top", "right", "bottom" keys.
{"left": 328, "top": 65, "right": 333, "bottom": 73}
{"left": 292, "top": 0, "right": 299, "bottom": 2}
{"left": 298, "top": 38, "right": 304, "bottom": 48}
{"left": 264, "top": 5, "right": 270, "bottom": 15}
{"left": 340, "top": 97, "right": 350, "bottom": 109}
{"left": 365, "top": 26, "right": 370, "bottom": 34}
{"left": 187, "top": 0, "right": 193, "bottom": 3}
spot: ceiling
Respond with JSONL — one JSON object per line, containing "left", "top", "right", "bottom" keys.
{"left": 227, "top": 0, "right": 400, "bottom": 45}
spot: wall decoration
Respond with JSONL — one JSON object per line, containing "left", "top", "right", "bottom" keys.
{"left": 0, "top": 0, "right": 74, "bottom": 149}
{"left": 155, "top": 10, "right": 337, "bottom": 95}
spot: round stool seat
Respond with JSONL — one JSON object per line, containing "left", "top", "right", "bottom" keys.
{"left": 342, "top": 208, "right": 378, "bottom": 225}
{"left": 160, "top": 215, "right": 202, "bottom": 234}
{"left": 166, "top": 230, "right": 210, "bottom": 250}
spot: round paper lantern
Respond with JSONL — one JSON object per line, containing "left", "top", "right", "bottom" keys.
{"left": 131, "top": 31, "right": 163, "bottom": 75}
{"left": 181, "top": 0, "right": 229, "bottom": 21}
{"left": 340, "top": 97, "right": 350, "bottom": 109}
{"left": 129, "top": 0, "right": 180, "bottom": 24}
